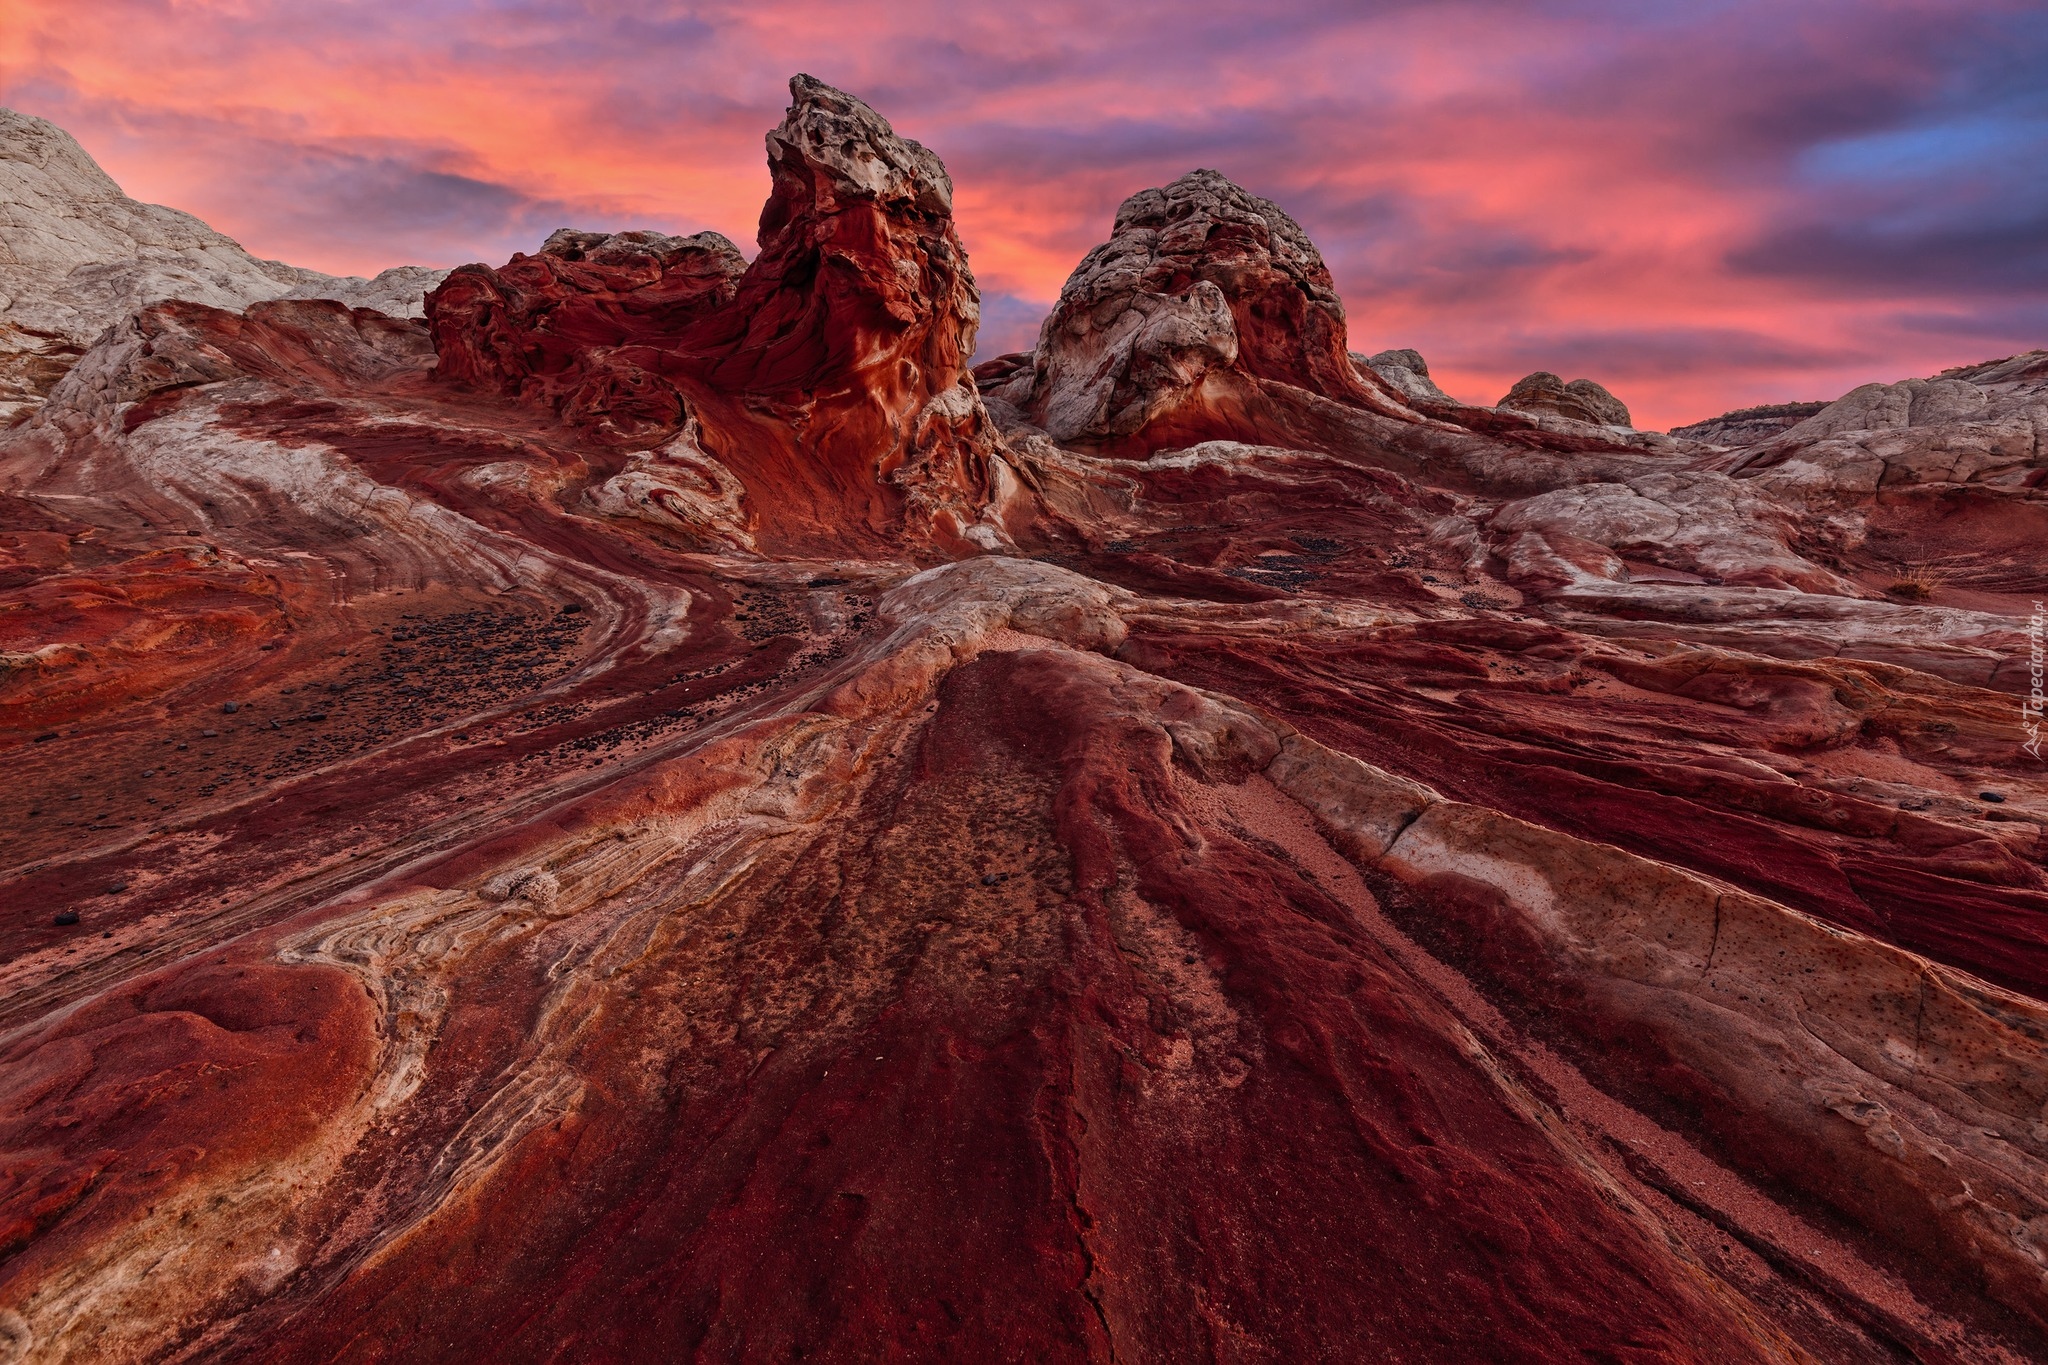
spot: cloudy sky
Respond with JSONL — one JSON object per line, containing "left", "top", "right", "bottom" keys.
{"left": 4, "top": 0, "right": 2043, "bottom": 428}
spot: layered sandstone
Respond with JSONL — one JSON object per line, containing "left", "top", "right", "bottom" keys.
{"left": 1497, "top": 369, "right": 1633, "bottom": 427}
{"left": 1, "top": 81, "right": 2045, "bottom": 1365}
{"left": 426, "top": 76, "right": 1005, "bottom": 554}
{"left": 1670, "top": 399, "right": 1830, "bottom": 446}
{"left": 977, "top": 169, "right": 1424, "bottom": 453}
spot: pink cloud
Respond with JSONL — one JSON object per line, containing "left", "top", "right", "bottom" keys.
{"left": 3, "top": 0, "right": 2040, "bottom": 429}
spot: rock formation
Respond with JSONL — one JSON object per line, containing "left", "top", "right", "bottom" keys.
{"left": 2, "top": 79, "right": 2046, "bottom": 1364}
{"left": 425, "top": 228, "right": 749, "bottom": 442}
{"left": 1497, "top": 370, "right": 1633, "bottom": 427}
{"left": 1357, "top": 345, "right": 1454, "bottom": 405}
{"left": 1670, "top": 398, "right": 1830, "bottom": 446}
{"left": 977, "top": 169, "right": 1424, "bottom": 454}
{"left": 1724, "top": 352, "right": 2048, "bottom": 499}
{"left": 0, "top": 107, "right": 445, "bottom": 424}
{"left": 426, "top": 76, "right": 1004, "bottom": 553}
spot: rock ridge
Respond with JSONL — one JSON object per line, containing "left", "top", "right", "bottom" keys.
{"left": 0, "top": 107, "right": 446, "bottom": 423}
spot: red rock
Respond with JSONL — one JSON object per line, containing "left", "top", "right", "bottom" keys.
{"left": 426, "top": 75, "right": 1006, "bottom": 554}
{"left": 426, "top": 228, "right": 747, "bottom": 443}
{"left": 981, "top": 169, "right": 1423, "bottom": 454}
{"left": 0, "top": 79, "right": 2045, "bottom": 1365}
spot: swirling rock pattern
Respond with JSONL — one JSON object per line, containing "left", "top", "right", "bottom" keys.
{"left": 2, "top": 76, "right": 2046, "bottom": 1363}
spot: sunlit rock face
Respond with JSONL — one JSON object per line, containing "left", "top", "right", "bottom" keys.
{"left": 426, "top": 76, "right": 1003, "bottom": 555}
{"left": 3, "top": 77, "right": 2048, "bottom": 1365}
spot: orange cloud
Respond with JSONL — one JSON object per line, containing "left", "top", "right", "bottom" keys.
{"left": 4, "top": 0, "right": 2041, "bottom": 428}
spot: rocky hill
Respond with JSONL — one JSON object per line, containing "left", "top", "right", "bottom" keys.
{"left": 1, "top": 79, "right": 2044, "bottom": 1363}
{"left": 0, "top": 107, "right": 443, "bottom": 424}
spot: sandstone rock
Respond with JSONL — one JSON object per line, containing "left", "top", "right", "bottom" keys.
{"left": 582, "top": 419, "right": 757, "bottom": 552}
{"left": 1731, "top": 361, "right": 2048, "bottom": 501}
{"left": 985, "top": 168, "right": 1418, "bottom": 451}
{"left": 1489, "top": 469, "right": 1867, "bottom": 594}
{"left": 1497, "top": 370, "right": 1633, "bottom": 427}
{"left": 0, "top": 107, "right": 445, "bottom": 422}
{"left": 1668, "top": 399, "right": 1828, "bottom": 446}
{"left": 427, "top": 76, "right": 1004, "bottom": 553}
{"left": 427, "top": 228, "right": 747, "bottom": 443}
{"left": 1359, "top": 347, "right": 1454, "bottom": 405}
{"left": 3, "top": 81, "right": 2047, "bottom": 1365}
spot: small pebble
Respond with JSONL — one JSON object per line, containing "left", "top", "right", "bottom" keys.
{"left": 53, "top": 911, "right": 79, "bottom": 926}
{"left": 105, "top": 883, "right": 127, "bottom": 894}
{"left": 222, "top": 701, "right": 240, "bottom": 714}
{"left": 201, "top": 729, "right": 218, "bottom": 738}
{"left": 1980, "top": 792, "right": 2006, "bottom": 803}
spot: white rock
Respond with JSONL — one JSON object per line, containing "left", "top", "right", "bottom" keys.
{"left": 0, "top": 106, "right": 447, "bottom": 420}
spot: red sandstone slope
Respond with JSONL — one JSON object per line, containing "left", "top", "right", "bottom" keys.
{"left": 1, "top": 76, "right": 2046, "bottom": 1364}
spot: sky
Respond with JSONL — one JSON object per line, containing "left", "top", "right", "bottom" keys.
{"left": 3, "top": 0, "right": 2044, "bottom": 430}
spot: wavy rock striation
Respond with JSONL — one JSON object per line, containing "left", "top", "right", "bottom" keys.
{"left": 427, "top": 77, "right": 1004, "bottom": 555}
{"left": 2, "top": 77, "right": 2046, "bottom": 1364}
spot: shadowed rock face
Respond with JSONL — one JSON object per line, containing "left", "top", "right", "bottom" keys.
{"left": 3, "top": 79, "right": 2048, "bottom": 1365}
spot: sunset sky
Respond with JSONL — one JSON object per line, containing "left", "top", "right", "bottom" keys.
{"left": 4, "top": 0, "right": 2043, "bottom": 429}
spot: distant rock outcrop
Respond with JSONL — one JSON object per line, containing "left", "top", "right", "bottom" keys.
{"left": 1669, "top": 400, "right": 1829, "bottom": 447}
{"left": 1723, "top": 350, "right": 2048, "bottom": 513}
{"left": 1497, "top": 370, "right": 1632, "bottom": 427}
{"left": 0, "top": 106, "right": 444, "bottom": 422}
{"left": 1358, "top": 347, "right": 1454, "bottom": 406}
